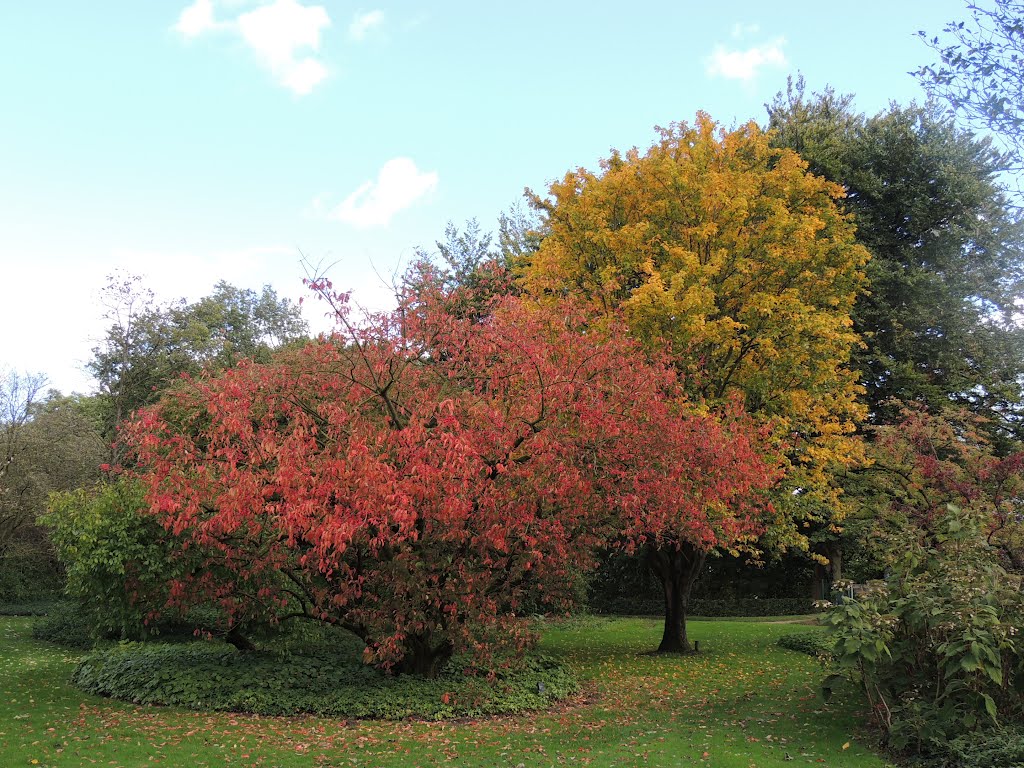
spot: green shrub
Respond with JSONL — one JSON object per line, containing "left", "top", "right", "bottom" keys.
{"left": 43, "top": 479, "right": 200, "bottom": 640}
{"left": 821, "top": 507, "right": 1024, "bottom": 755}
{"left": 941, "top": 724, "right": 1024, "bottom": 768}
{"left": 0, "top": 533, "right": 64, "bottom": 603}
{"left": 32, "top": 602, "right": 98, "bottom": 649}
{"left": 31, "top": 600, "right": 236, "bottom": 650}
{"left": 588, "top": 550, "right": 816, "bottom": 612}
{"left": 691, "top": 598, "right": 815, "bottom": 617}
{"left": 0, "top": 600, "right": 56, "bottom": 616}
{"left": 777, "top": 630, "right": 834, "bottom": 659}
{"left": 71, "top": 641, "right": 579, "bottom": 719}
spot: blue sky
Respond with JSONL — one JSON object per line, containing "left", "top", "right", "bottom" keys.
{"left": 1, "top": 0, "right": 967, "bottom": 393}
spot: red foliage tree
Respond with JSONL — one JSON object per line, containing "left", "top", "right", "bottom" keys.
{"left": 124, "top": 274, "right": 778, "bottom": 674}
{"left": 613, "top": 402, "right": 782, "bottom": 652}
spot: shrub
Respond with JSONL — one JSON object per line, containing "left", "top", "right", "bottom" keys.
{"left": 942, "top": 724, "right": 1024, "bottom": 768}
{"left": 71, "top": 641, "right": 579, "bottom": 719}
{"left": 0, "top": 530, "right": 64, "bottom": 604}
{"left": 43, "top": 479, "right": 200, "bottom": 640}
{"left": 777, "top": 630, "right": 834, "bottom": 659}
{"left": 31, "top": 600, "right": 240, "bottom": 650}
{"left": 0, "top": 600, "right": 55, "bottom": 617}
{"left": 32, "top": 602, "right": 98, "bottom": 649}
{"left": 587, "top": 550, "right": 817, "bottom": 613}
{"left": 690, "top": 598, "right": 815, "bottom": 617}
{"left": 821, "top": 507, "right": 1024, "bottom": 755}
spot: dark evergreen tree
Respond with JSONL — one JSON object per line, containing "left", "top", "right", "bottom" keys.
{"left": 768, "top": 78, "right": 1024, "bottom": 440}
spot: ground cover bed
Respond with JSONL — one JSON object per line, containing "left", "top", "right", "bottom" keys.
{"left": 1, "top": 615, "right": 892, "bottom": 767}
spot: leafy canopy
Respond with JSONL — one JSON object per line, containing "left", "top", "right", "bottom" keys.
{"left": 523, "top": 113, "right": 868, "bottom": 512}
{"left": 122, "top": 273, "right": 777, "bottom": 675}
{"left": 767, "top": 81, "right": 1024, "bottom": 434}
{"left": 89, "top": 275, "right": 308, "bottom": 454}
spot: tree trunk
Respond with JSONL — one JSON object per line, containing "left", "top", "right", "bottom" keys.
{"left": 812, "top": 563, "right": 826, "bottom": 602}
{"left": 811, "top": 542, "right": 843, "bottom": 601}
{"left": 397, "top": 635, "right": 453, "bottom": 678}
{"left": 647, "top": 541, "right": 706, "bottom": 654}
{"left": 225, "top": 625, "right": 256, "bottom": 651}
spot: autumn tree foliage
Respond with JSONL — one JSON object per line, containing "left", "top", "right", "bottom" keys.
{"left": 524, "top": 114, "right": 867, "bottom": 495}
{"left": 521, "top": 115, "right": 868, "bottom": 630}
{"left": 614, "top": 401, "right": 781, "bottom": 652}
{"left": 123, "top": 272, "right": 777, "bottom": 674}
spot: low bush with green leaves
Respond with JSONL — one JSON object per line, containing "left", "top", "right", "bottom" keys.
{"left": 71, "top": 640, "right": 579, "bottom": 719}
{"left": 0, "top": 600, "right": 55, "bottom": 617}
{"left": 942, "top": 723, "right": 1024, "bottom": 768}
{"left": 43, "top": 479, "right": 204, "bottom": 640}
{"left": 821, "top": 507, "right": 1024, "bottom": 756}
{"left": 31, "top": 602, "right": 98, "bottom": 649}
{"left": 0, "top": 549, "right": 63, "bottom": 604}
{"left": 777, "top": 630, "right": 834, "bottom": 659}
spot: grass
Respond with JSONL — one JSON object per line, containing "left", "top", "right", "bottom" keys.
{"left": 0, "top": 614, "right": 894, "bottom": 767}
{"left": 689, "top": 614, "right": 822, "bottom": 623}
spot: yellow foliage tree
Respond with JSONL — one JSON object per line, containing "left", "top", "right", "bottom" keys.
{"left": 523, "top": 113, "right": 870, "bottom": 551}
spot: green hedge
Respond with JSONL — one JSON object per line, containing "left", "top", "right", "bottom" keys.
{"left": 71, "top": 642, "right": 579, "bottom": 720}
{"left": 31, "top": 600, "right": 235, "bottom": 650}
{"left": 0, "top": 600, "right": 56, "bottom": 617}
{"left": 592, "top": 597, "right": 816, "bottom": 617}
{"left": 0, "top": 551, "right": 63, "bottom": 604}
{"left": 776, "top": 630, "right": 834, "bottom": 658}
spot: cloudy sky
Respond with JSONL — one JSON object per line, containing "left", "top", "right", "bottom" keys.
{"left": 1, "top": 0, "right": 966, "bottom": 393}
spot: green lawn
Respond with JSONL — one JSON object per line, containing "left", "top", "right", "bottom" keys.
{"left": 0, "top": 615, "right": 893, "bottom": 767}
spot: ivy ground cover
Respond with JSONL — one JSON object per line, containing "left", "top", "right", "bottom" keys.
{"left": 1, "top": 615, "right": 893, "bottom": 767}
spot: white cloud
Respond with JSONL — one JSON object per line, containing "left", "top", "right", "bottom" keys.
{"left": 326, "top": 158, "right": 438, "bottom": 229}
{"left": 173, "top": 0, "right": 331, "bottom": 95}
{"left": 175, "top": 0, "right": 220, "bottom": 38}
{"left": 705, "top": 37, "right": 787, "bottom": 82}
{"left": 237, "top": 0, "right": 331, "bottom": 93}
{"left": 349, "top": 10, "right": 384, "bottom": 41}
{"left": 275, "top": 55, "right": 329, "bottom": 95}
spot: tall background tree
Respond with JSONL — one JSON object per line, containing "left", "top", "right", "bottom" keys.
{"left": 0, "top": 371, "right": 105, "bottom": 600}
{"left": 766, "top": 78, "right": 1024, "bottom": 591}
{"left": 767, "top": 78, "right": 1024, "bottom": 437}
{"left": 89, "top": 275, "right": 308, "bottom": 458}
{"left": 0, "top": 369, "right": 48, "bottom": 558}
{"left": 405, "top": 205, "right": 542, "bottom": 319}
